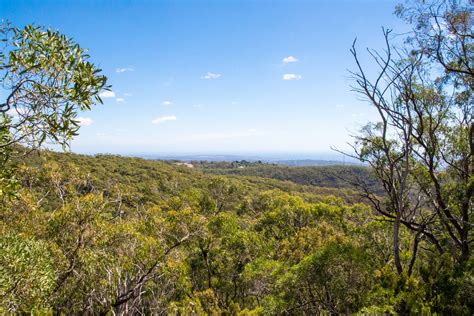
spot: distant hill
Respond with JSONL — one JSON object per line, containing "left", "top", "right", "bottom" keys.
{"left": 14, "top": 149, "right": 367, "bottom": 206}
{"left": 273, "top": 159, "right": 361, "bottom": 166}
{"left": 190, "top": 160, "right": 383, "bottom": 195}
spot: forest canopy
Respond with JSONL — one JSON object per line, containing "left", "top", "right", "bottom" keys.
{"left": 0, "top": 0, "right": 472, "bottom": 314}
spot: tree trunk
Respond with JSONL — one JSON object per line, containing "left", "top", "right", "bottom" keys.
{"left": 393, "top": 212, "right": 403, "bottom": 274}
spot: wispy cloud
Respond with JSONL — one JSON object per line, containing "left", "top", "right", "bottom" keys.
{"left": 192, "top": 104, "right": 203, "bottom": 108}
{"left": 77, "top": 117, "right": 94, "bottom": 126}
{"left": 123, "top": 92, "right": 132, "bottom": 97}
{"left": 116, "top": 98, "right": 125, "bottom": 103}
{"left": 152, "top": 115, "right": 177, "bottom": 124}
{"left": 162, "top": 101, "right": 173, "bottom": 106}
{"left": 231, "top": 101, "right": 240, "bottom": 105}
{"left": 201, "top": 72, "right": 221, "bottom": 80}
{"left": 282, "top": 56, "right": 298, "bottom": 63}
{"left": 99, "top": 90, "right": 115, "bottom": 98}
{"left": 116, "top": 67, "right": 134, "bottom": 73}
{"left": 282, "top": 73, "right": 302, "bottom": 80}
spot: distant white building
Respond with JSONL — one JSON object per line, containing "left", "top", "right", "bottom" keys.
{"left": 175, "top": 162, "right": 194, "bottom": 168}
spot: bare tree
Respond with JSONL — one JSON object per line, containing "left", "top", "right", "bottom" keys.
{"left": 343, "top": 0, "right": 472, "bottom": 274}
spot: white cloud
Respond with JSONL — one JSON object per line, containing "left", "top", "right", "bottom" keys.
{"left": 99, "top": 90, "right": 115, "bottom": 98}
{"left": 123, "top": 92, "right": 132, "bottom": 97}
{"left": 162, "top": 101, "right": 173, "bottom": 106}
{"left": 116, "top": 67, "right": 134, "bottom": 73}
{"left": 116, "top": 98, "right": 125, "bottom": 103}
{"left": 282, "top": 56, "right": 298, "bottom": 63}
{"left": 283, "top": 73, "right": 302, "bottom": 80}
{"left": 77, "top": 117, "right": 94, "bottom": 126}
{"left": 152, "top": 115, "right": 177, "bottom": 124}
{"left": 201, "top": 72, "right": 221, "bottom": 80}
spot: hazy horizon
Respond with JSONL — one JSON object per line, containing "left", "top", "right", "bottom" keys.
{"left": 56, "top": 147, "right": 353, "bottom": 162}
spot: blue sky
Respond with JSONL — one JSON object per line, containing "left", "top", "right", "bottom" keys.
{"left": 1, "top": 0, "right": 408, "bottom": 156}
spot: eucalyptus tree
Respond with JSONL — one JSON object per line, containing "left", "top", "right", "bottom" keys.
{"left": 0, "top": 22, "right": 108, "bottom": 151}
{"left": 347, "top": 0, "right": 473, "bottom": 274}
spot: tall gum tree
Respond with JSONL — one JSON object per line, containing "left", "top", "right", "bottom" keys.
{"left": 345, "top": 0, "right": 472, "bottom": 273}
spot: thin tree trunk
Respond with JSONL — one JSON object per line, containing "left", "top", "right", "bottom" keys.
{"left": 394, "top": 212, "right": 403, "bottom": 274}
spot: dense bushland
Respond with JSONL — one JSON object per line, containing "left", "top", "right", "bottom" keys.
{"left": 195, "top": 160, "right": 383, "bottom": 194}
{"left": 0, "top": 0, "right": 472, "bottom": 314}
{"left": 0, "top": 150, "right": 472, "bottom": 314}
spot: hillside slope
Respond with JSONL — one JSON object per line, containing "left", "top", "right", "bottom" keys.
{"left": 17, "top": 150, "right": 365, "bottom": 206}
{"left": 192, "top": 160, "right": 382, "bottom": 194}
{"left": 3, "top": 150, "right": 468, "bottom": 314}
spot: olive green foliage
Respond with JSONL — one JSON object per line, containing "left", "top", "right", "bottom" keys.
{"left": 0, "top": 20, "right": 106, "bottom": 205}
{"left": 0, "top": 235, "right": 56, "bottom": 312}
{"left": 0, "top": 22, "right": 108, "bottom": 150}
{"left": 196, "top": 160, "right": 384, "bottom": 194}
{"left": 0, "top": 121, "right": 19, "bottom": 201}
{"left": 1, "top": 151, "right": 472, "bottom": 314}
{"left": 0, "top": 1, "right": 473, "bottom": 314}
